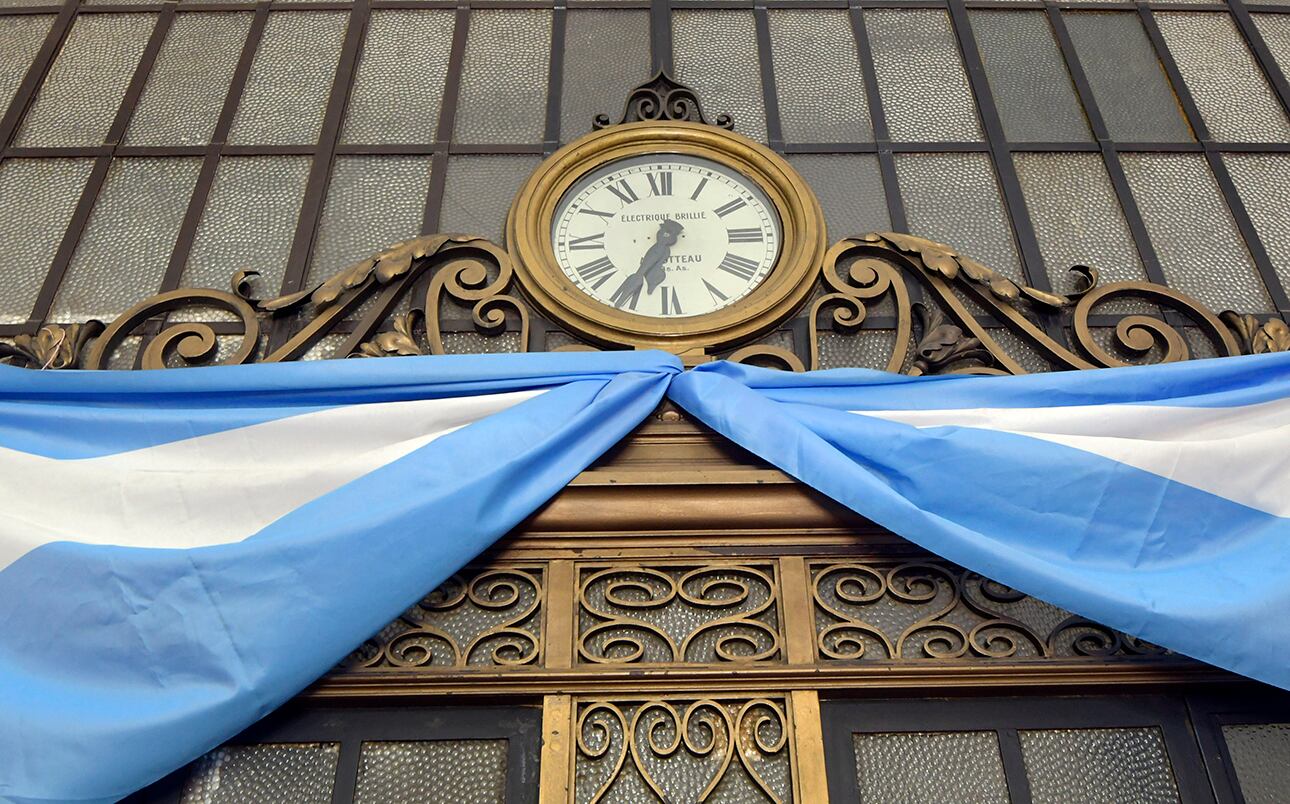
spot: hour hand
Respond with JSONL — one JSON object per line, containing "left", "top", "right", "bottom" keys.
{"left": 639, "top": 219, "right": 684, "bottom": 293}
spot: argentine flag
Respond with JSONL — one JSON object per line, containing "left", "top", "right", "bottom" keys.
{"left": 671, "top": 351, "right": 1290, "bottom": 696}
{"left": 0, "top": 351, "right": 679, "bottom": 804}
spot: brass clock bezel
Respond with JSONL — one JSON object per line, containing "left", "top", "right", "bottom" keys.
{"left": 506, "top": 121, "right": 826, "bottom": 352}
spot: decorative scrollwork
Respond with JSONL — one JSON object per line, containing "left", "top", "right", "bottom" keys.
{"left": 576, "top": 697, "right": 791, "bottom": 804}
{"left": 342, "top": 565, "right": 543, "bottom": 670}
{"left": 812, "top": 560, "right": 1165, "bottom": 662}
{"left": 1, "top": 322, "right": 102, "bottom": 369}
{"left": 578, "top": 563, "right": 783, "bottom": 665}
{"left": 594, "top": 70, "right": 733, "bottom": 131}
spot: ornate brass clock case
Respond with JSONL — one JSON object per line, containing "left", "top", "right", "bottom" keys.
{"left": 506, "top": 121, "right": 826, "bottom": 353}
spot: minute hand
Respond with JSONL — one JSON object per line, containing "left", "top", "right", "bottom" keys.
{"left": 609, "top": 219, "right": 683, "bottom": 308}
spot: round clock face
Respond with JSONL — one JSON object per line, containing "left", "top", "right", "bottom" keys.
{"left": 551, "top": 154, "right": 783, "bottom": 318}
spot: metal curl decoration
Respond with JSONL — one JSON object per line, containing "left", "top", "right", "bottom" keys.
{"left": 629, "top": 700, "right": 734, "bottom": 804}
{"left": 594, "top": 70, "right": 734, "bottom": 130}
{"left": 84, "top": 288, "right": 260, "bottom": 370}
{"left": 735, "top": 699, "right": 790, "bottom": 804}
{"left": 576, "top": 703, "right": 630, "bottom": 804}
{"left": 1070, "top": 278, "right": 1241, "bottom": 367}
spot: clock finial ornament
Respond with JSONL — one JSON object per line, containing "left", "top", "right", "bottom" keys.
{"left": 594, "top": 70, "right": 734, "bottom": 131}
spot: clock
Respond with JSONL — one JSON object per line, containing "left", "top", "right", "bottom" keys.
{"left": 507, "top": 121, "right": 825, "bottom": 353}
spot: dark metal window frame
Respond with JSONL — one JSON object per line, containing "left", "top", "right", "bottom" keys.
{"left": 1188, "top": 691, "right": 1290, "bottom": 804}
{"left": 2, "top": 0, "right": 1290, "bottom": 359}
{"left": 821, "top": 694, "right": 1220, "bottom": 803}
{"left": 127, "top": 703, "right": 543, "bottom": 803}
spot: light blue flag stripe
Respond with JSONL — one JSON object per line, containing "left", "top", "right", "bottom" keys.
{"left": 0, "top": 351, "right": 680, "bottom": 804}
{"left": 667, "top": 353, "right": 1290, "bottom": 692}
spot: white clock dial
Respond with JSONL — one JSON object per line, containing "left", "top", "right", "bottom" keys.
{"left": 551, "top": 154, "right": 782, "bottom": 318}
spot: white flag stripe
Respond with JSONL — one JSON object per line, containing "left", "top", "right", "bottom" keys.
{"left": 0, "top": 389, "right": 542, "bottom": 572}
{"left": 853, "top": 395, "right": 1290, "bottom": 518}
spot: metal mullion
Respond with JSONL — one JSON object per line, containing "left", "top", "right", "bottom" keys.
{"left": 543, "top": 1, "right": 567, "bottom": 155}
{"left": 650, "top": 0, "right": 673, "bottom": 74}
{"left": 1138, "top": 3, "right": 1290, "bottom": 315}
{"left": 996, "top": 728, "right": 1036, "bottom": 804}
{"left": 0, "top": 0, "right": 76, "bottom": 153}
{"left": 4, "top": 146, "right": 113, "bottom": 158}
{"left": 335, "top": 143, "right": 445, "bottom": 154}
{"left": 887, "top": 140, "right": 991, "bottom": 152}
{"left": 449, "top": 142, "right": 545, "bottom": 154}
{"left": 848, "top": 3, "right": 909, "bottom": 232}
{"left": 782, "top": 142, "right": 878, "bottom": 153}
{"left": 26, "top": 7, "right": 176, "bottom": 329}
{"left": 948, "top": 0, "right": 1067, "bottom": 359}
{"left": 754, "top": 1, "right": 786, "bottom": 151}
{"left": 156, "top": 2, "right": 272, "bottom": 297}
{"left": 328, "top": 739, "right": 362, "bottom": 804}
{"left": 274, "top": 0, "right": 371, "bottom": 301}
{"left": 1227, "top": 0, "right": 1290, "bottom": 117}
{"left": 1046, "top": 5, "right": 1171, "bottom": 287}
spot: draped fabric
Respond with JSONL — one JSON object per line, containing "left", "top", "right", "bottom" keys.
{"left": 2, "top": 349, "right": 1289, "bottom": 802}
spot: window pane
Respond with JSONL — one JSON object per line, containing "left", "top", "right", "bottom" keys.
{"left": 183, "top": 156, "right": 312, "bottom": 292}
{"left": 1222, "top": 723, "right": 1290, "bottom": 804}
{"left": 1019, "top": 727, "right": 1181, "bottom": 804}
{"left": 1014, "top": 152, "right": 1146, "bottom": 295}
{"left": 971, "top": 11, "right": 1090, "bottom": 143}
{"left": 228, "top": 12, "right": 348, "bottom": 146}
{"left": 853, "top": 732, "right": 1009, "bottom": 804}
{"left": 438, "top": 155, "right": 542, "bottom": 244}
{"left": 0, "top": 15, "right": 53, "bottom": 122}
{"left": 125, "top": 13, "right": 252, "bottom": 147}
{"left": 673, "top": 10, "right": 767, "bottom": 143}
{"left": 787, "top": 154, "right": 889, "bottom": 240}
{"left": 770, "top": 10, "right": 872, "bottom": 143}
{"left": 865, "top": 10, "right": 982, "bottom": 143}
{"left": 51, "top": 158, "right": 202, "bottom": 322}
{"left": 1252, "top": 14, "right": 1290, "bottom": 86}
{"left": 1156, "top": 13, "right": 1290, "bottom": 143}
{"left": 305, "top": 156, "right": 433, "bottom": 286}
{"left": 180, "top": 743, "right": 339, "bottom": 804}
{"left": 13, "top": 14, "right": 155, "bottom": 147}
{"left": 451, "top": 10, "right": 551, "bottom": 145}
{"left": 1226, "top": 154, "right": 1290, "bottom": 302}
{"left": 0, "top": 159, "right": 94, "bottom": 324}
{"left": 1120, "top": 153, "right": 1272, "bottom": 312}
{"left": 895, "top": 153, "right": 1022, "bottom": 280}
{"left": 1063, "top": 12, "right": 1192, "bottom": 143}
{"left": 354, "top": 740, "right": 507, "bottom": 804}
{"left": 559, "top": 10, "right": 650, "bottom": 144}
{"left": 341, "top": 10, "right": 456, "bottom": 145}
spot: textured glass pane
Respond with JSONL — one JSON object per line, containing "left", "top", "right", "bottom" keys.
{"left": 0, "top": 15, "right": 52, "bottom": 122}
{"left": 180, "top": 743, "right": 339, "bottom": 804}
{"left": 673, "top": 10, "right": 767, "bottom": 143}
{"left": 306, "top": 156, "right": 433, "bottom": 286}
{"left": 51, "top": 158, "right": 201, "bottom": 322}
{"left": 1063, "top": 12, "right": 1192, "bottom": 143}
{"left": 1020, "top": 727, "right": 1180, "bottom": 804}
{"left": 13, "top": 14, "right": 155, "bottom": 147}
{"left": 1014, "top": 153, "right": 1146, "bottom": 295}
{"left": 788, "top": 154, "right": 889, "bottom": 241}
{"left": 560, "top": 10, "right": 650, "bottom": 143}
{"left": 439, "top": 155, "right": 541, "bottom": 244}
{"left": 1226, "top": 154, "right": 1290, "bottom": 300}
{"left": 817, "top": 331, "right": 899, "bottom": 371}
{"left": 451, "top": 10, "right": 551, "bottom": 145}
{"left": 125, "top": 13, "right": 251, "bottom": 146}
{"left": 183, "top": 156, "right": 311, "bottom": 292}
{"left": 896, "top": 153, "right": 1022, "bottom": 280}
{"left": 971, "top": 11, "right": 1090, "bottom": 142}
{"left": 354, "top": 740, "right": 507, "bottom": 804}
{"left": 1121, "top": 153, "right": 1272, "bottom": 312}
{"left": 853, "top": 732, "right": 1009, "bottom": 804}
{"left": 770, "top": 10, "right": 871, "bottom": 143}
{"left": 1157, "top": 13, "right": 1290, "bottom": 143}
{"left": 0, "top": 159, "right": 93, "bottom": 324}
{"left": 228, "top": 12, "right": 347, "bottom": 145}
{"left": 1253, "top": 14, "right": 1290, "bottom": 85}
{"left": 866, "top": 10, "right": 982, "bottom": 143}
{"left": 341, "top": 10, "right": 455, "bottom": 145}
{"left": 1222, "top": 723, "right": 1290, "bottom": 804}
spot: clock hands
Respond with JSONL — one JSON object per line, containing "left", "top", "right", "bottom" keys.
{"left": 610, "top": 219, "right": 683, "bottom": 310}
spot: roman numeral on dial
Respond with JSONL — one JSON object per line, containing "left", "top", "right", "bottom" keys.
{"left": 690, "top": 177, "right": 708, "bottom": 201}
{"left": 702, "top": 279, "right": 728, "bottom": 305}
{"left": 609, "top": 279, "right": 642, "bottom": 310}
{"left": 727, "top": 227, "right": 763, "bottom": 243}
{"left": 606, "top": 179, "right": 639, "bottom": 205}
{"left": 660, "top": 286, "right": 682, "bottom": 316}
{"left": 717, "top": 253, "right": 760, "bottom": 281}
{"left": 579, "top": 207, "right": 614, "bottom": 219}
{"left": 576, "top": 256, "right": 616, "bottom": 290}
{"left": 713, "top": 198, "right": 747, "bottom": 218}
{"left": 646, "top": 172, "right": 673, "bottom": 196}
{"left": 568, "top": 232, "right": 605, "bottom": 250}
